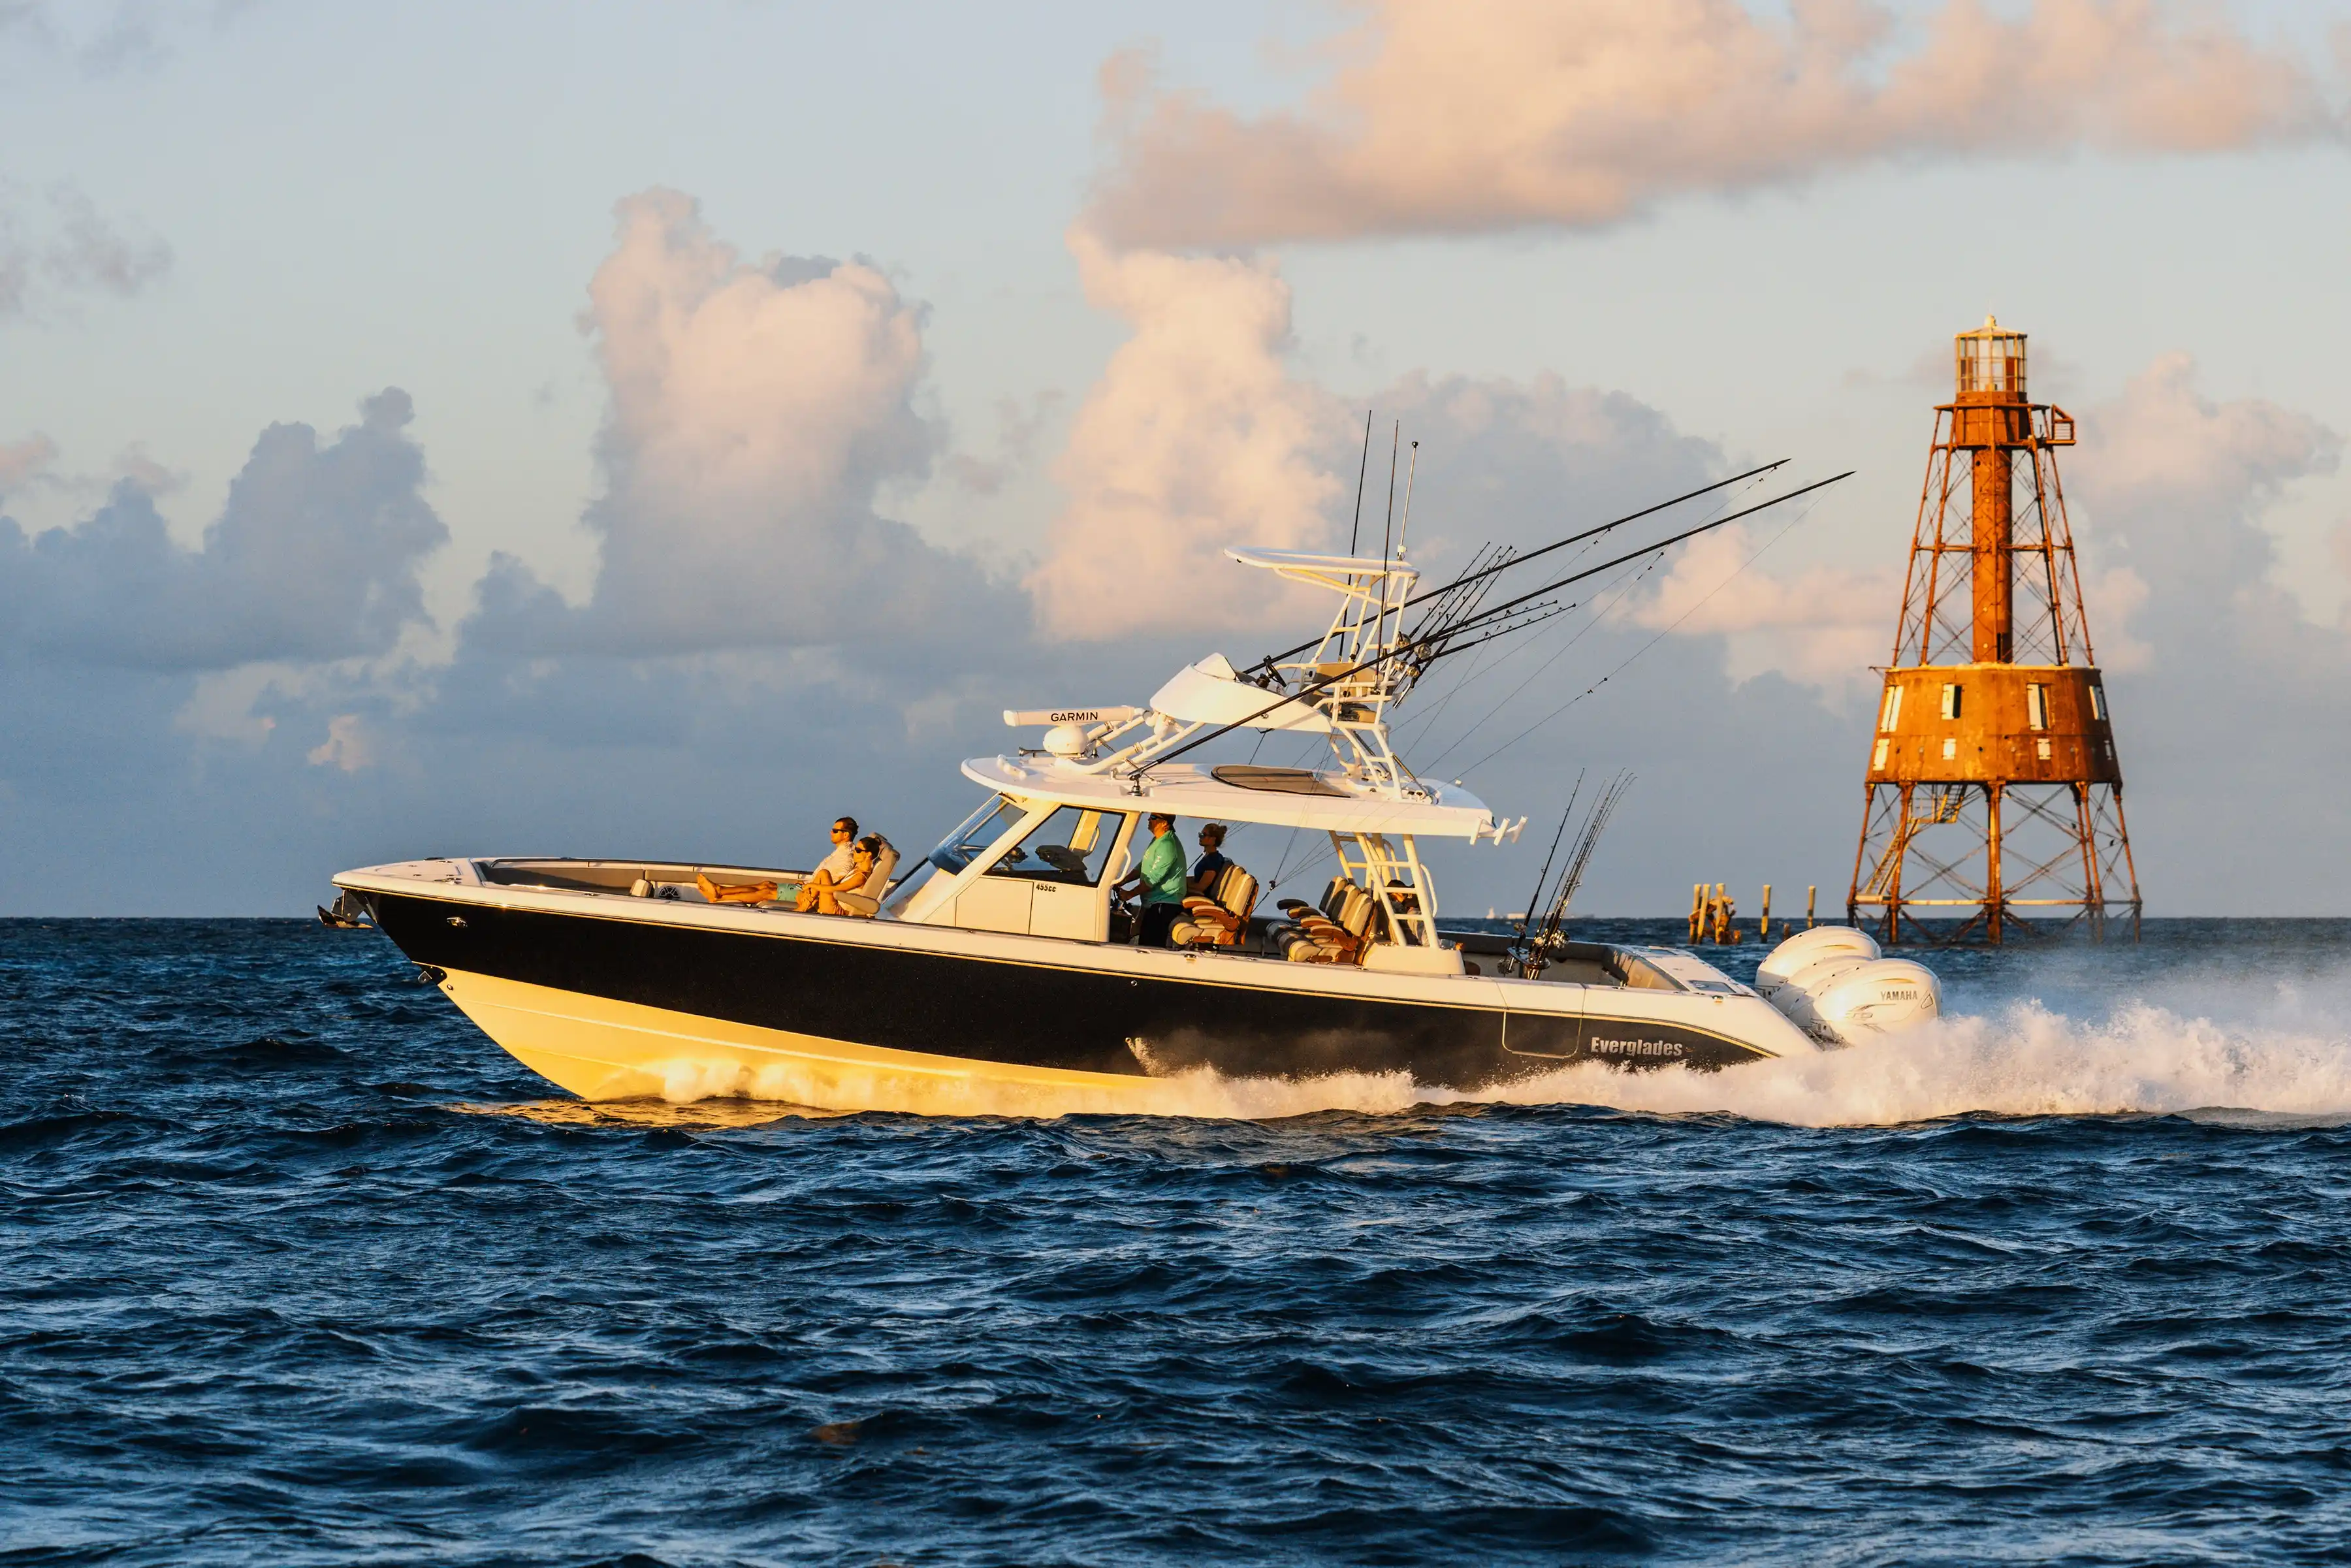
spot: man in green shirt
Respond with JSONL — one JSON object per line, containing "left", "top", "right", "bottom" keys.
{"left": 1116, "top": 812, "right": 1189, "bottom": 946}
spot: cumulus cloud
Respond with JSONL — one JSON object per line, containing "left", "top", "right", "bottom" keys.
{"left": 1087, "top": 0, "right": 2343, "bottom": 248}
{"left": 2066, "top": 351, "right": 2343, "bottom": 605}
{"left": 0, "top": 182, "right": 170, "bottom": 316}
{"left": 1629, "top": 522, "right": 1898, "bottom": 690}
{"left": 0, "top": 432, "right": 58, "bottom": 494}
{"left": 1363, "top": 370, "right": 1723, "bottom": 562}
{"left": 1028, "top": 231, "right": 1346, "bottom": 641}
{"left": 0, "top": 1, "right": 257, "bottom": 72}
{"left": 306, "top": 712, "right": 372, "bottom": 772}
{"left": 1027, "top": 234, "right": 1750, "bottom": 643}
{"left": 465, "top": 189, "right": 997, "bottom": 657}
{"left": 1610, "top": 354, "right": 2344, "bottom": 694}
{"left": 0, "top": 389, "right": 446, "bottom": 669}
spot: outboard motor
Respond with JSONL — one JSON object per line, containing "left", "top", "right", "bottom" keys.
{"left": 1755, "top": 926, "right": 1942, "bottom": 1046}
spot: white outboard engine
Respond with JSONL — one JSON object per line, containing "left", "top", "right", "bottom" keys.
{"left": 1755, "top": 926, "right": 1942, "bottom": 1046}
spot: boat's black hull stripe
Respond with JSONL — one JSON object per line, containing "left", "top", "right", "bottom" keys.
{"left": 368, "top": 893, "right": 1767, "bottom": 1086}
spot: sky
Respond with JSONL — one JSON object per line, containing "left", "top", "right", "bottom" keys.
{"left": 1, "top": 0, "right": 2346, "bottom": 917}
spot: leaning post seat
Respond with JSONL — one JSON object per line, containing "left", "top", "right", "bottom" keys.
{"left": 1275, "top": 877, "right": 1376, "bottom": 963}
{"left": 1172, "top": 865, "right": 1260, "bottom": 948}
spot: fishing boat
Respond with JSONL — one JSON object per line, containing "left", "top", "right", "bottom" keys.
{"left": 336, "top": 496, "right": 1941, "bottom": 1115}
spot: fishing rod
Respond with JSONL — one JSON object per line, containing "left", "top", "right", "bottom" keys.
{"left": 1247, "top": 458, "right": 1790, "bottom": 679}
{"left": 1511, "top": 773, "right": 1584, "bottom": 956}
{"left": 1129, "top": 471, "right": 1851, "bottom": 781}
{"left": 1518, "top": 771, "right": 1633, "bottom": 977}
{"left": 1374, "top": 470, "right": 1851, "bottom": 663}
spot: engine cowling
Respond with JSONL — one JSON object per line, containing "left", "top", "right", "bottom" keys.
{"left": 1755, "top": 927, "right": 1940, "bottom": 1046}
{"left": 1806, "top": 959, "right": 1943, "bottom": 1043}
{"left": 1755, "top": 925, "right": 1879, "bottom": 1004}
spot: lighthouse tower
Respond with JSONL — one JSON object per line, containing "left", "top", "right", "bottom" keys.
{"left": 1847, "top": 319, "right": 2141, "bottom": 944}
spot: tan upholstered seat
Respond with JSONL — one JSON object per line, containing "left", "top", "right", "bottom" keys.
{"left": 1172, "top": 865, "right": 1258, "bottom": 948}
{"left": 1274, "top": 877, "right": 1377, "bottom": 963}
{"left": 833, "top": 840, "right": 899, "bottom": 918}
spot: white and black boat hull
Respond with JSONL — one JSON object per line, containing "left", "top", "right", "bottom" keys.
{"left": 342, "top": 870, "right": 1818, "bottom": 1115}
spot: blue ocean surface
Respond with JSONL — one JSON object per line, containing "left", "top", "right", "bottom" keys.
{"left": 5, "top": 916, "right": 2350, "bottom": 1566}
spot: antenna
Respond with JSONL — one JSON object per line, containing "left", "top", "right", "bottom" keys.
{"left": 1397, "top": 441, "right": 1419, "bottom": 558}
{"left": 1387, "top": 438, "right": 1420, "bottom": 652}
{"left": 1380, "top": 421, "right": 1399, "bottom": 577}
{"left": 1347, "top": 410, "right": 1372, "bottom": 557}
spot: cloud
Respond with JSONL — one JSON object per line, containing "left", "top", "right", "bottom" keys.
{"left": 464, "top": 189, "right": 999, "bottom": 657}
{"left": 0, "top": 432, "right": 57, "bottom": 493}
{"left": 1609, "top": 353, "right": 2344, "bottom": 695}
{"left": 1027, "top": 230, "right": 1347, "bottom": 641}
{"left": 0, "top": 183, "right": 171, "bottom": 316}
{"left": 2066, "top": 351, "right": 2343, "bottom": 605}
{"left": 0, "top": 1, "right": 258, "bottom": 72}
{"left": 1027, "top": 233, "right": 1747, "bottom": 643}
{"left": 1086, "top": 0, "right": 2344, "bottom": 248}
{"left": 306, "top": 712, "right": 372, "bottom": 772}
{"left": 1629, "top": 522, "right": 1898, "bottom": 690}
{"left": 1363, "top": 370, "right": 1723, "bottom": 562}
{"left": 0, "top": 389, "right": 446, "bottom": 669}
{"left": 41, "top": 185, "right": 172, "bottom": 295}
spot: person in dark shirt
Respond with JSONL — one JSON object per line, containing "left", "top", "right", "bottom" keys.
{"left": 1189, "top": 823, "right": 1232, "bottom": 895}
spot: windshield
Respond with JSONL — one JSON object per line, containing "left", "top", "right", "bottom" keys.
{"left": 984, "top": 806, "right": 1127, "bottom": 886}
{"left": 929, "top": 794, "right": 1025, "bottom": 875}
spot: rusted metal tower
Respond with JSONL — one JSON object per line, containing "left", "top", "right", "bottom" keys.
{"left": 1847, "top": 318, "right": 2141, "bottom": 944}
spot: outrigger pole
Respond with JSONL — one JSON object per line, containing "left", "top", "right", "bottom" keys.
{"left": 1247, "top": 458, "right": 1791, "bottom": 680}
{"left": 1133, "top": 471, "right": 1853, "bottom": 782}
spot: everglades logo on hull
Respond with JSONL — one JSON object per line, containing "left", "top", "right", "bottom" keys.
{"left": 1590, "top": 1036, "right": 1687, "bottom": 1060}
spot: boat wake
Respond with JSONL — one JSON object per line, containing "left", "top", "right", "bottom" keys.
{"left": 529, "top": 972, "right": 2351, "bottom": 1128}
{"left": 1473, "top": 993, "right": 2351, "bottom": 1128}
{"left": 1136, "top": 990, "right": 2351, "bottom": 1127}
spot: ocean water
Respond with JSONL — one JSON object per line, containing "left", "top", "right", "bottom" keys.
{"left": 5, "top": 917, "right": 2350, "bottom": 1567}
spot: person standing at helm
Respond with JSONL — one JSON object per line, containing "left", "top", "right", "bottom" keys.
{"left": 1115, "top": 812, "right": 1189, "bottom": 946}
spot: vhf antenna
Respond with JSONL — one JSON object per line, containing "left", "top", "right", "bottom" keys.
{"left": 1347, "top": 410, "right": 1373, "bottom": 557}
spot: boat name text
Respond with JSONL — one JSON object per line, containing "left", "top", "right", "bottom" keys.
{"left": 1590, "top": 1037, "right": 1686, "bottom": 1058}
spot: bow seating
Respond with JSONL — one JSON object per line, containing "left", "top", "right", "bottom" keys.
{"left": 1273, "top": 876, "right": 1380, "bottom": 964}
{"left": 1172, "top": 864, "right": 1258, "bottom": 948}
{"left": 833, "top": 840, "right": 900, "bottom": 918}
{"left": 696, "top": 872, "right": 779, "bottom": 904}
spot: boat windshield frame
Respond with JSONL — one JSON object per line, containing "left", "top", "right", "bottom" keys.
{"left": 927, "top": 793, "right": 1023, "bottom": 876}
